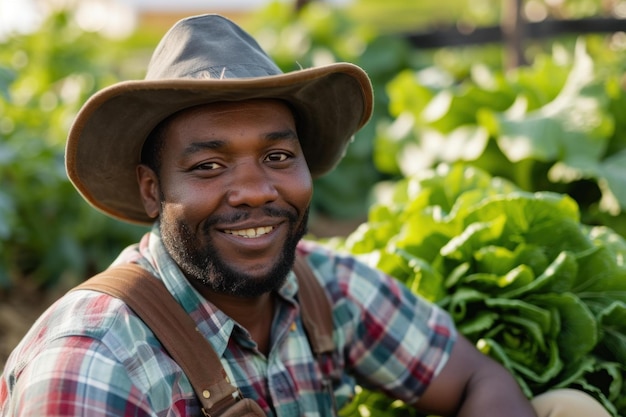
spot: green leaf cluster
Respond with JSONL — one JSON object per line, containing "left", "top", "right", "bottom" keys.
{"left": 0, "top": 11, "right": 149, "bottom": 288}
{"left": 376, "top": 36, "right": 626, "bottom": 236}
{"left": 334, "top": 163, "right": 626, "bottom": 416}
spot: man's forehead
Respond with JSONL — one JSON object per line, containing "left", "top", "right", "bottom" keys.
{"left": 174, "top": 99, "right": 294, "bottom": 119}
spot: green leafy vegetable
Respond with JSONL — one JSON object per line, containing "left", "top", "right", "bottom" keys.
{"left": 336, "top": 163, "right": 626, "bottom": 416}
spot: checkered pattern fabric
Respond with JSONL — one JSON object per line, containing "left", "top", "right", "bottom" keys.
{"left": 1, "top": 226, "right": 455, "bottom": 416}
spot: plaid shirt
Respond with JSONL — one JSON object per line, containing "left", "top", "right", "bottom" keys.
{"left": 1, "top": 226, "right": 455, "bottom": 416}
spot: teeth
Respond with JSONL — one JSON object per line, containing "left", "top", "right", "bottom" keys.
{"left": 224, "top": 226, "right": 273, "bottom": 238}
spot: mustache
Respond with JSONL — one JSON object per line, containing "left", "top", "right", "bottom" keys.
{"left": 203, "top": 206, "right": 300, "bottom": 229}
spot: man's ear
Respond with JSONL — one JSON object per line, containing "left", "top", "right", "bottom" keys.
{"left": 137, "top": 164, "right": 161, "bottom": 219}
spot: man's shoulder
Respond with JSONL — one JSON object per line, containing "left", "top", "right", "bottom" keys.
{"left": 5, "top": 290, "right": 156, "bottom": 374}
{"left": 297, "top": 239, "right": 358, "bottom": 266}
{"left": 297, "top": 239, "right": 382, "bottom": 283}
{"left": 296, "top": 239, "right": 447, "bottom": 314}
{"left": 39, "top": 290, "right": 132, "bottom": 337}
{"left": 1, "top": 289, "right": 194, "bottom": 416}
{"left": 295, "top": 239, "right": 399, "bottom": 311}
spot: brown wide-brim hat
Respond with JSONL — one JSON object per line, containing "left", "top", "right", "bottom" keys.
{"left": 65, "top": 14, "right": 373, "bottom": 225}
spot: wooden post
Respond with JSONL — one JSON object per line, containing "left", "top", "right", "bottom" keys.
{"left": 501, "top": 0, "right": 527, "bottom": 69}
{"left": 295, "top": 0, "right": 313, "bottom": 11}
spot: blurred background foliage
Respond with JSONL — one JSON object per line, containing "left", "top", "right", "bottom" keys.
{"left": 0, "top": 11, "right": 150, "bottom": 289}
{"left": 2, "top": 0, "right": 626, "bottom": 413}
{"left": 2, "top": 0, "right": 625, "bottom": 288}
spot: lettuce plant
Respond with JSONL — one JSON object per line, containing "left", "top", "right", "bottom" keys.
{"left": 336, "top": 163, "right": 626, "bottom": 416}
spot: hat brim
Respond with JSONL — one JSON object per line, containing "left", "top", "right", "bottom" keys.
{"left": 65, "top": 63, "right": 373, "bottom": 225}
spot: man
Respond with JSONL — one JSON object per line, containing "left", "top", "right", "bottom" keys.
{"left": 0, "top": 14, "right": 610, "bottom": 417}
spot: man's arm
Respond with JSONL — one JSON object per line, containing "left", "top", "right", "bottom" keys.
{"left": 417, "top": 334, "right": 537, "bottom": 417}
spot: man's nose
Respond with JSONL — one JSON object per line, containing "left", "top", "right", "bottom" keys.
{"left": 225, "top": 162, "right": 279, "bottom": 207}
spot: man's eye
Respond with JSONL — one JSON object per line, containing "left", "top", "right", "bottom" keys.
{"left": 266, "top": 152, "right": 289, "bottom": 162}
{"left": 195, "top": 162, "right": 221, "bottom": 170}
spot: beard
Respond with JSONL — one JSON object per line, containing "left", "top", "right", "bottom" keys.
{"left": 159, "top": 205, "right": 309, "bottom": 298}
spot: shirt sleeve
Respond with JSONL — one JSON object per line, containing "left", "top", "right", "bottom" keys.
{"left": 308, "top": 246, "right": 457, "bottom": 404}
{"left": 4, "top": 336, "right": 153, "bottom": 417}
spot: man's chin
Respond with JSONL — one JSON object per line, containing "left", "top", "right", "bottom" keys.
{"left": 175, "top": 252, "right": 293, "bottom": 298}
{"left": 201, "top": 270, "right": 289, "bottom": 298}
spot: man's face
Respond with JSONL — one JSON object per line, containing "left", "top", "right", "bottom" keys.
{"left": 138, "top": 99, "right": 313, "bottom": 297}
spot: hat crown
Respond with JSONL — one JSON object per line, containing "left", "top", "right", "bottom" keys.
{"left": 145, "top": 14, "right": 283, "bottom": 80}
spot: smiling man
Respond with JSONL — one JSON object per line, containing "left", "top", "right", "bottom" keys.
{"left": 140, "top": 101, "right": 311, "bottom": 302}
{"left": 0, "top": 13, "right": 611, "bottom": 417}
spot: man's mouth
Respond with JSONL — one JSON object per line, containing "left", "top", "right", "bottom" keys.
{"left": 223, "top": 226, "right": 274, "bottom": 238}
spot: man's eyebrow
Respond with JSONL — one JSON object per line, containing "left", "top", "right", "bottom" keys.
{"left": 265, "top": 128, "right": 298, "bottom": 141}
{"left": 181, "top": 140, "right": 225, "bottom": 158}
{"left": 180, "top": 129, "right": 298, "bottom": 157}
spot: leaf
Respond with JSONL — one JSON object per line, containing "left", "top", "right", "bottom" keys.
{"left": 509, "top": 339, "right": 562, "bottom": 384}
{"left": 358, "top": 250, "right": 411, "bottom": 284}
{"left": 596, "top": 301, "right": 626, "bottom": 364}
{"left": 565, "top": 360, "right": 621, "bottom": 416}
{"left": 574, "top": 245, "right": 626, "bottom": 305}
{"left": 344, "top": 221, "right": 397, "bottom": 255}
{"left": 512, "top": 244, "right": 549, "bottom": 277}
{"left": 522, "top": 217, "right": 593, "bottom": 259}
{"left": 0, "top": 65, "right": 16, "bottom": 100}
{"left": 461, "top": 265, "right": 535, "bottom": 295}
{"left": 440, "top": 215, "right": 507, "bottom": 261}
{"left": 501, "top": 251, "right": 578, "bottom": 298}
{"left": 456, "top": 310, "right": 498, "bottom": 337}
{"left": 406, "top": 163, "right": 516, "bottom": 216}
{"left": 374, "top": 113, "right": 415, "bottom": 175}
{"left": 402, "top": 252, "right": 447, "bottom": 302}
{"left": 484, "top": 298, "right": 553, "bottom": 335}
{"left": 465, "top": 192, "right": 581, "bottom": 237}
{"left": 445, "top": 287, "right": 488, "bottom": 321}
{"left": 598, "top": 149, "right": 626, "bottom": 210}
{"left": 387, "top": 69, "right": 434, "bottom": 119}
{"left": 528, "top": 293, "right": 598, "bottom": 364}
{"left": 0, "top": 190, "right": 16, "bottom": 240}
{"left": 494, "top": 40, "right": 613, "bottom": 166}
{"left": 553, "top": 355, "right": 597, "bottom": 389}
{"left": 444, "top": 261, "right": 471, "bottom": 289}
{"left": 397, "top": 126, "right": 490, "bottom": 176}
{"left": 500, "top": 314, "right": 547, "bottom": 353}
{"left": 393, "top": 210, "right": 456, "bottom": 262}
{"left": 473, "top": 245, "right": 515, "bottom": 275}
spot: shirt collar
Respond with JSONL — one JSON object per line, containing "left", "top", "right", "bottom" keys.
{"left": 117, "top": 222, "right": 300, "bottom": 356}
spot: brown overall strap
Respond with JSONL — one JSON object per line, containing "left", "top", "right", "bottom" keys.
{"left": 72, "top": 264, "right": 242, "bottom": 415}
{"left": 71, "top": 255, "right": 335, "bottom": 415}
{"left": 292, "top": 254, "right": 335, "bottom": 355}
